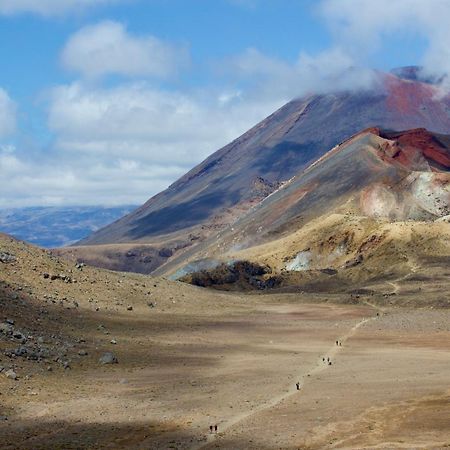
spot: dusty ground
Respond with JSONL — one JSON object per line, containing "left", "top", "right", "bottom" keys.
{"left": 1, "top": 234, "right": 450, "bottom": 449}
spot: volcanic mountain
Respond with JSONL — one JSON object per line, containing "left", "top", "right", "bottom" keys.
{"left": 167, "top": 127, "right": 450, "bottom": 289}
{"left": 70, "top": 67, "right": 450, "bottom": 274}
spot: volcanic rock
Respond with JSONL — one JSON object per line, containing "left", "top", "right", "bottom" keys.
{"left": 99, "top": 352, "right": 118, "bottom": 365}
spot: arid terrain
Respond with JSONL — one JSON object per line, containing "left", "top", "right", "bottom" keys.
{"left": 1, "top": 233, "right": 450, "bottom": 449}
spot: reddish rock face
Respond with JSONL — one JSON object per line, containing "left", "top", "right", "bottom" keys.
{"left": 80, "top": 67, "right": 450, "bottom": 258}
{"left": 379, "top": 128, "right": 450, "bottom": 171}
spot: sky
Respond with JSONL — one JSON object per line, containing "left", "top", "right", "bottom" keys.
{"left": 0, "top": 0, "right": 448, "bottom": 208}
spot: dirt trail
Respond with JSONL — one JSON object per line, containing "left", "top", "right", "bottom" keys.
{"left": 194, "top": 310, "right": 376, "bottom": 449}
{"left": 387, "top": 259, "right": 420, "bottom": 294}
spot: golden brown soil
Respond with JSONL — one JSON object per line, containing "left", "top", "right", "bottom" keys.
{"left": 1, "top": 234, "right": 450, "bottom": 449}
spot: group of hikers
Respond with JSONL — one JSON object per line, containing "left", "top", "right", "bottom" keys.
{"left": 296, "top": 339, "right": 344, "bottom": 389}
{"left": 209, "top": 337, "right": 346, "bottom": 435}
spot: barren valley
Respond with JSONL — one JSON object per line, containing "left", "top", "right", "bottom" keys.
{"left": 1, "top": 234, "right": 450, "bottom": 449}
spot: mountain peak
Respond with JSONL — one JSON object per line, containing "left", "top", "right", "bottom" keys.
{"left": 390, "top": 66, "right": 445, "bottom": 84}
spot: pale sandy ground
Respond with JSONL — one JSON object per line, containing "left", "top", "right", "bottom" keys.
{"left": 202, "top": 305, "right": 450, "bottom": 450}
{"left": 1, "top": 235, "right": 450, "bottom": 449}
{"left": 1, "top": 293, "right": 450, "bottom": 449}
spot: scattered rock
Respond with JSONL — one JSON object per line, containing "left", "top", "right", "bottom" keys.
{"left": 4, "top": 369, "right": 17, "bottom": 380}
{"left": 0, "top": 252, "right": 16, "bottom": 263}
{"left": 0, "top": 322, "right": 13, "bottom": 334}
{"left": 344, "top": 254, "right": 364, "bottom": 269}
{"left": 99, "top": 352, "right": 118, "bottom": 365}
{"left": 48, "top": 273, "right": 73, "bottom": 283}
{"left": 13, "top": 331, "right": 25, "bottom": 341}
{"left": 127, "top": 305, "right": 133, "bottom": 311}
{"left": 158, "top": 247, "right": 173, "bottom": 258}
{"left": 320, "top": 268, "right": 338, "bottom": 275}
{"left": 13, "top": 347, "right": 27, "bottom": 357}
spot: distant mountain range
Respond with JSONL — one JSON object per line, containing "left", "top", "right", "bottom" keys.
{"left": 0, "top": 206, "right": 136, "bottom": 248}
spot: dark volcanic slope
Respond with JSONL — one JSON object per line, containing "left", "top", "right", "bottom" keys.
{"left": 81, "top": 68, "right": 450, "bottom": 245}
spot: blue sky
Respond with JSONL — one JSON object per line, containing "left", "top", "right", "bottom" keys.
{"left": 0, "top": 0, "right": 446, "bottom": 207}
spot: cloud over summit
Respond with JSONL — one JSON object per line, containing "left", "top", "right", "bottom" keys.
{"left": 320, "top": 0, "right": 450, "bottom": 82}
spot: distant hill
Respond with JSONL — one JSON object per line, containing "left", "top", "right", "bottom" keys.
{"left": 0, "top": 206, "right": 136, "bottom": 248}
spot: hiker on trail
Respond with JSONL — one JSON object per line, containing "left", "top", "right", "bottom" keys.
{"left": 210, "top": 425, "right": 213, "bottom": 433}
{"left": 336, "top": 340, "right": 338, "bottom": 345}
{"left": 214, "top": 425, "right": 218, "bottom": 432}
{"left": 296, "top": 382, "right": 300, "bottom": 390}
{"left": 339, "top": 341, "right": 342, "bottom": 346}
{"left": 327, "top": 357, "right": 330, "bottom": 362}
{"left": 322, "top": 357, "right": 325, "bottom": 362}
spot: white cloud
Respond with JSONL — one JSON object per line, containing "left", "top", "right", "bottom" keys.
{"left": 61, "top": 21, "right": 189, "bottom": 79}
{"left": 225, "top": 47, "right": 375, "bottom": 100}
{"left": 48, "top": 82, "right": 282, "bottom": 165}
{"left": 0, "top": 141, "right": 187, "bottom": 207}
{"left": 0, "top": 80, "right": 283, "bottom": 207}
{"left": 0, "top": 89, "right": 16, "bottom": 137}
{"left": 320, "top": 0, "right": 450, "bottom": 82}
{"left": 0, "top": 0, "right": 117, "bottom": 16}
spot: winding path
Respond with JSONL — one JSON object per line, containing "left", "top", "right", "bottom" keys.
{"left": 192, "top": 309, "right": 378, "bottom": 449}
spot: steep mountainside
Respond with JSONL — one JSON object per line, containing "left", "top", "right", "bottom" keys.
{"left": 81, "top": 68, "right": 450, "bottom": 249}
{"left": 159, "top": 128, "right": 450, "bottom": 288}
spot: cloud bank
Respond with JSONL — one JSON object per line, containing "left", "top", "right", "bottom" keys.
{"left": 0, "top": 80, "right": 283, "bottom": 207}
{"left": 61, "top": 21, "right": 189, "bottom": 79}
{"left": 6, "top": 1, "right": 450, "bottom": 208}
